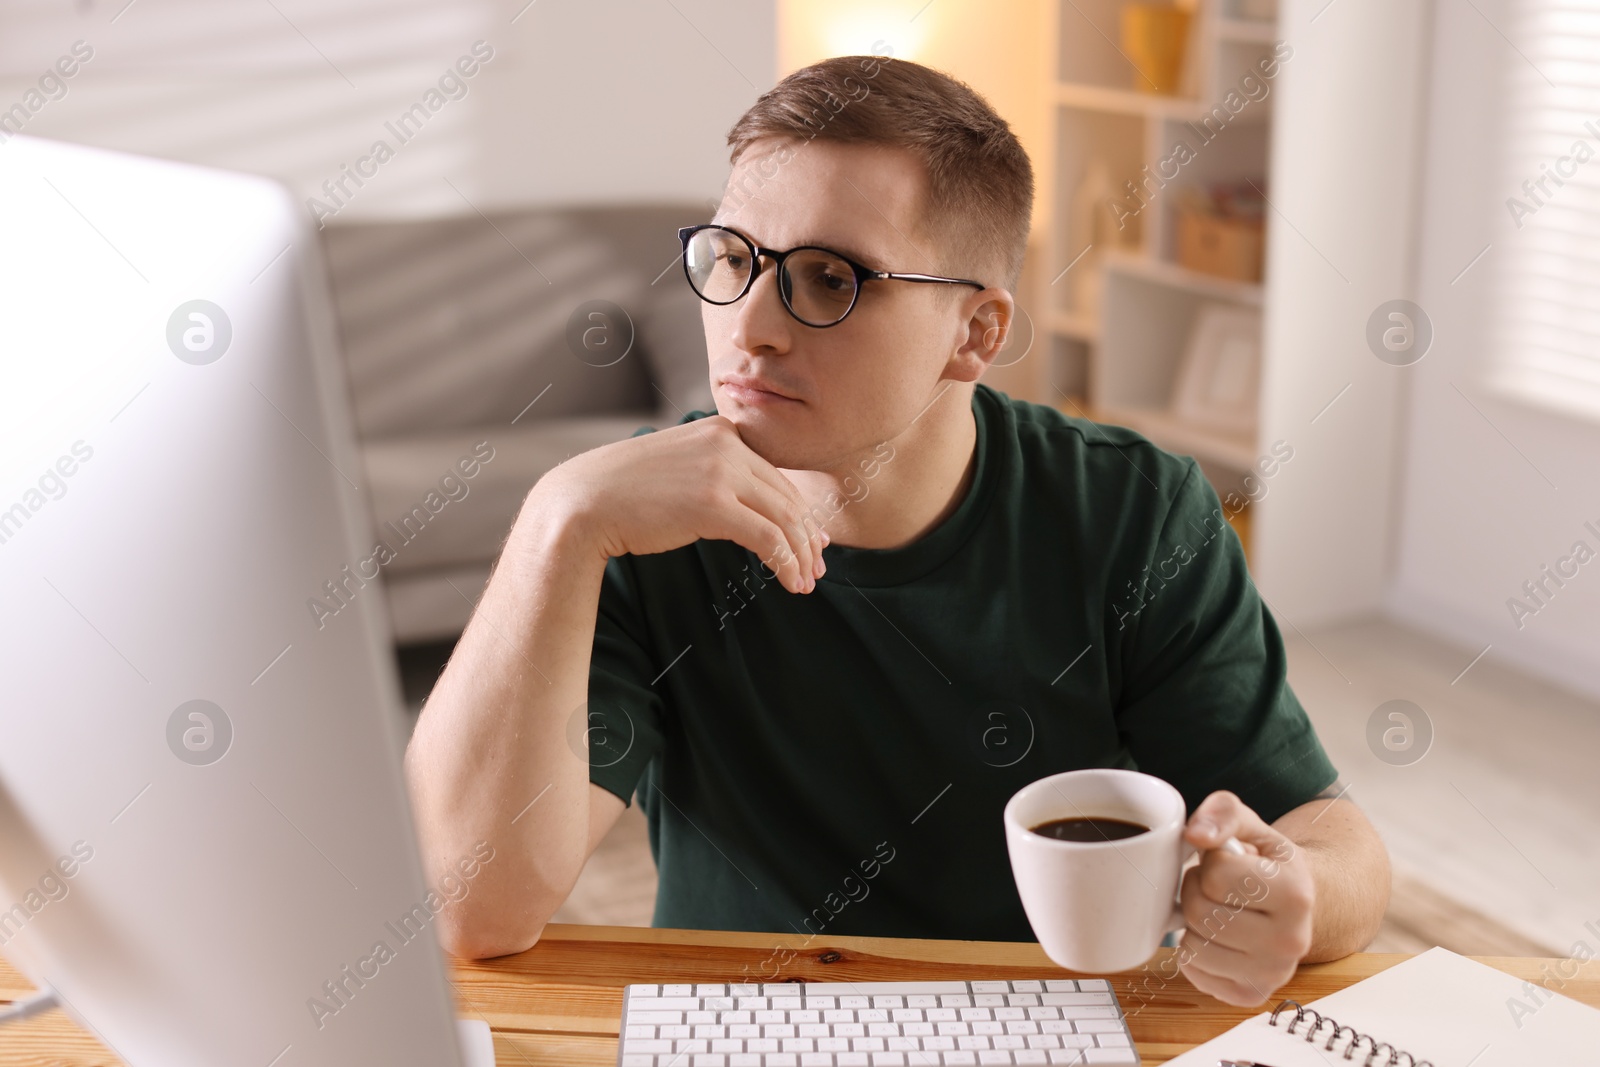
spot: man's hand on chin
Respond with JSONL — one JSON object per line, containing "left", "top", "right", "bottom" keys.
{"left": 1174, "top": 790, "right": 1316, "bottom": 1007}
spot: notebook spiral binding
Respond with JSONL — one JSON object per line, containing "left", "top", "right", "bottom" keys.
{"left": 1268, "top": 999, "right": 1435, "bottom": 1067}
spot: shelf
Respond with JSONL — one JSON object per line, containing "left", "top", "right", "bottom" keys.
{"left": 1055, "top": 81, "right": 1209, "bottom": 121}
{"left": 1102, "top": 249, "right": 1264, "bottom": 306}
{"left": 1047, "top": 310, "right": 1099, "bottom": 342}
{"left": 1083, "top": 402, "right": 1259, "bottom": 470}
{"left": 1216, "top": 17, "right": 1278, "bottom": 43}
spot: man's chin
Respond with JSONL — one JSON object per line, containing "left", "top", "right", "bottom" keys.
{"left": 724, "top": 416, "right": 815, "bottom": 471}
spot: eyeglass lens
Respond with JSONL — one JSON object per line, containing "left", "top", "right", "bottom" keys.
{"left": 684, "top": 227, "right": 857, "bottom": 326}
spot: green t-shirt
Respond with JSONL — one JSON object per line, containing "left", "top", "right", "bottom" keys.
{"left": 585, "top": 382, "right": 1337, "bottom": 942}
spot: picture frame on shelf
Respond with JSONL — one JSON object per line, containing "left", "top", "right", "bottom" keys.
{"left": 1170, "top": 302, "right": 1261, "bottom": 438}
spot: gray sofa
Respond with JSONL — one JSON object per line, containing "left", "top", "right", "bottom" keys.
{"left": 319, "top": 203, "right": 715, "bottom": 644}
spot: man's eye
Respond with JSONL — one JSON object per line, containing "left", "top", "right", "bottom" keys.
{"left": 719, "top": 252, "right": 746, "bottom": 271}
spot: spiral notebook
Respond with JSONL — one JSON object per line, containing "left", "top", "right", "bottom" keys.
{"left": 1165, "top": 946, "right": 1600, "bottom": 1066}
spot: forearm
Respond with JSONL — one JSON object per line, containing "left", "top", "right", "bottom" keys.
{"left": 403, "top": 487, "right": 607, "bottom": 958}
{"left": 1273, "top": 796, "right": 1391, "bottom": 962}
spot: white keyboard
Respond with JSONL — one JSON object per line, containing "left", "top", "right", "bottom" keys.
{"left": 616, "top": 979, "right": 1139, "bottom": 1066}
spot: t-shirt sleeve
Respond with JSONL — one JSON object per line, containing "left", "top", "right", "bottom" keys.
{"left": 1113, "top": 459, "right": 1338, "bottom": 825}
{"left": 586, "top": 552, "right": 667, "bottom": 806}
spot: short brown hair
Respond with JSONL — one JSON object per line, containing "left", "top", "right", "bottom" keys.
{"left": 724, "top": 54, "right": 1034, "bottom": 296}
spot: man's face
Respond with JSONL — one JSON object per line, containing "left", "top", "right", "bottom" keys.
{"left": 703, "top": 136, "right": 979, "bottom": 471}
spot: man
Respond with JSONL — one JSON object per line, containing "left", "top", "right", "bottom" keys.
{"left": 405, "top": 55, "right": 1390, "bottom": 1008}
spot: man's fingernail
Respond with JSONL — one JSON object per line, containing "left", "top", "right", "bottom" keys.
{"left": 1192, "top": 818, "right": 1216, "bottom": 838}
{"left": 821, "top": 530, "right": 830, "bottom": 545}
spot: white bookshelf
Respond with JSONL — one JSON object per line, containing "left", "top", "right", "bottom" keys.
{"left": 1030, "top": 0, "right": 1283, "bottom": 537}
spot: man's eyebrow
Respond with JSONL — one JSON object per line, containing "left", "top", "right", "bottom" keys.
{"left": 713, "top": 222, "right": 882, "bottom": 270}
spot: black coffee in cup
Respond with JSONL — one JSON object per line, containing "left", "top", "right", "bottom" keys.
{"left": 1029, "top": 816, "right": 1149, "bottom": 842}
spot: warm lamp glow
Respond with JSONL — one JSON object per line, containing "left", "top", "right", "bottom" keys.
{"left": 778, "top": 0, "right": 933, "bottom": 74}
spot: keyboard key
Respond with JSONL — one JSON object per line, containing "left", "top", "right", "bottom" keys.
{"left": 663, "top": 984, "right": 694, "bottom": 997}
{"left": 630, "top": 1039, "right": 672, "bottom": 1053}
{"left": 1073, "top": 1020, "right": 1126, "bottom": 1033}
{"left": 1015, "top": 1052, "right": 1050, "bottom": 1065}
{"left": 977, "top": 1051, "right": 1013, "bottom": 1065}
{"left": 1076, "top": 980, "right": 1110, "bottom": 992}
{"left": 1040, "top": 993, "right": 1113, "bottom": 1008}
{"left": 629, "top": 985, "right": 659, "bottom": 998}
{"left": 1044, "top": 980, "right": 1077, "bottom": 993}
{"left": 1048, "top": 1051, "right": 1088, "bottom": 1065}
{"left": 971, "top": 981, "right": 1010, "bottom": 993}
{"left": 633, "top": 997, "right": 702, "bottom": 1010}
{"left": 1083, "top": 1050, "right": 1136, "bottom": 1064}
{"left": 1012, "top": 981, "right": 1044, "bottom": 993}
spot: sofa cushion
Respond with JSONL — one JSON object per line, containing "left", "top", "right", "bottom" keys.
{"left": 321, "top": 203, "right": 716, "bottom": 438}
{"left": 358, "top": 414, "right": 661, "bottom": 576}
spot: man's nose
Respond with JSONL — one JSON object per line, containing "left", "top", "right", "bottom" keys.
{"left": 727, "top": 257, "right": 794, "bottom": 349}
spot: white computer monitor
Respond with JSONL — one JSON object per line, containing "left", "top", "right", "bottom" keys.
{"left": 0, "top": 135, "right": 491, "bottom": 1066}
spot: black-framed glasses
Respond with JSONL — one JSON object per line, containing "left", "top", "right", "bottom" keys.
{"left": 678, "top": 223, "right": 987, "bottom": 328}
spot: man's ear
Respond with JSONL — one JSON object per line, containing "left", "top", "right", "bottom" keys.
{"left": 948, "top": 288, "right": 1016, "bottom": 383}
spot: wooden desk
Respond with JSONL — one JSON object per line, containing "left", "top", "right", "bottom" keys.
{"left": 4, "top": 923, "right": 1598, "bottom": 1065}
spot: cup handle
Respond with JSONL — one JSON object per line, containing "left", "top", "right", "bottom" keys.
{"left": 1166, "top": 835, "right": 1248, "bottom": 933}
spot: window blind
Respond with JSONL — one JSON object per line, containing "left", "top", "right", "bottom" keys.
{"left": 1487, "top": 1, "right": 1600, "bottom": 421}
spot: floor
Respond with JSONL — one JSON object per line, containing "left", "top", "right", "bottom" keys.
{"left": 396, "top": 613, "right": 1599, "bottom": 956}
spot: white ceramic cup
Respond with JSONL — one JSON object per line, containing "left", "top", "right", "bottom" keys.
{"left": 1004, "top": 768, "right": 1240, "bottom": 973}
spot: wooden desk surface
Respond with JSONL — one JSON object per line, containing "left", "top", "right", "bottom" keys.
{"left": 4, "top": 923, "right": 1597, "bottom": 1065}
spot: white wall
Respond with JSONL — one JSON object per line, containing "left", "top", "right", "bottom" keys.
{"left": 1389, "top": 0, "right": 1600, "bottom": 700}
{"left": 1250, "top": 0, "right": 1432, "bottom": 625}
{"left": 0, "top": 0, "right": 776, "bottom": 217}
